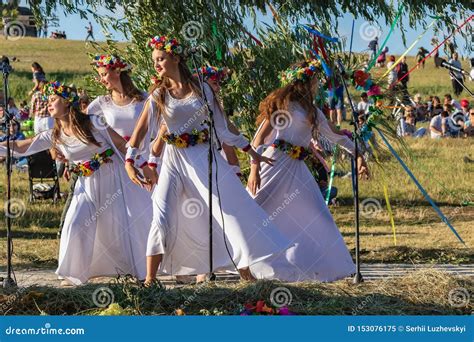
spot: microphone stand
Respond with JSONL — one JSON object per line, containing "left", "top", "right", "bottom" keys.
{"left": 335, "top": 59, "right": 363, "bottom": 284}
{"left": 1, "top": 59, "right": 17, "bottom": 289}
{"left": 188, "top": 47, "right": 222, "bottom": 279}
{"left": 449, "top": 71, "right": 474, "bottom": 98}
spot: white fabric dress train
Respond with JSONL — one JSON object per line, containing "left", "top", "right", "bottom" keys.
{"left": 0, "top": 119, "right": 152, "bottom": 284}
{"left": 249, "top": 103, "right": 356, "bottom": 282}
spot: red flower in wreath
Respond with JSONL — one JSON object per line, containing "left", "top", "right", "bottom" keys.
{"left": 181, "top": 133, "right": 190, "bottom": 143}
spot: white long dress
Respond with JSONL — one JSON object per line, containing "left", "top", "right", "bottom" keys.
{"left": 143, "top": 84, "right": 291, "bottom": 275}
{"left": 249, "top": 103, "right": 356, "bottom": 282}
{"left": 0, "top": 119, "right": 152, "bottom": 284}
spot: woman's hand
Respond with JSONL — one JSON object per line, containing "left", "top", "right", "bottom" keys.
{"left": 247, "top": 166, "right": 261, "bottom": 196}
{"left": 248, "top": 148, "right": 275, "bottom": 166}
{"left": 142, "top": 164, "right": 159, "bottom": 189}
{"left": 125, "top": 162, "right": 152, "bottom": 190}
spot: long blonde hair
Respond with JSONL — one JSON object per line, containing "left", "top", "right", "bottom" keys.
{"left": 52, "top": 103, "right": 101, "bottom": 148}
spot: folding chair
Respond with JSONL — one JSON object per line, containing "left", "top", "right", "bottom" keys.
{"left": 27, "top": 150, "right": 61, "bottom": 203}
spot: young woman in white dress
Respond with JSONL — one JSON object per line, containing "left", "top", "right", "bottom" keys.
{"left": 124, "top": 35, "right": 291, "bottom": 285}
{"left": 0, "top": 82, "right": 152, "bottom": 285}
{"left": 247, "top": 60, "right": 369, "bottom": 282}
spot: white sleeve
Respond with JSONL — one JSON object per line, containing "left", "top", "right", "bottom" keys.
{"left": 204, "top": 84, "right": 249, "bottom": 149}
{"left": 0, "top": 130, "right": 53, "bottom": 157}
{"left": 316, "top": 109, "right": 355, "bottom": 156}
{"left": 86, "top": 97, "right": 103, "bottom": 115}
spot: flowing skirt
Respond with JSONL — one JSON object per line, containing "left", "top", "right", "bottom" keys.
{"left": 146, "top": 143, "right": 291, "bottom": 275}
{"left": 56, "top": 155, "right": 152, "bottom": 285}
{"left": 249, "top": 147, "right": 355, "bottom": 282}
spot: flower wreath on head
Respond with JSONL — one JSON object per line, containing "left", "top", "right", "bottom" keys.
{"left": 148, "top": 35, "right": 184, "bottom": 56}
{"left": 92, "top": 54, "right": 132, "bottom": 72}
{"left": 195, "top": 65, "right": 230, "bottom": 83}
{"left": 279, "top": 59, "right": 322, "bottom": 87}
{"left": 42, "top": 81, "right": 79, "bottom": 107}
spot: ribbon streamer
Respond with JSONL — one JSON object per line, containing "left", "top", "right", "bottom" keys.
{"left": 301, "top": 25, "right": 339, "bottom": 43}
{"left": 395, "top": 14, "right": 474, "bottom": 86}
{"left": 212, "top": 21, "right": 222, "bottom": 61}
{"left": 325, "top": 146, "right": 339, "bottom": 204}
{"left": 382, "top": 18, "right": 439, "bottom": 79}
{"left": 376, "top": 128, "right": 466, "bottom": 246}
{"left": 366, "top": 3, "right": 405, "bottom": 71}
{"left": 368, "top": 139, "right": 397, "bottom": 245}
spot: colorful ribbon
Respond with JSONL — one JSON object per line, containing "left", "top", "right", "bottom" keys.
{"left": 366, "top": 3, "right": 405, "bottom": 71}
{"left": 300, "top": 25, "right": 339, "bottom": 43}
{"left": 382, "top": 18, "right": 439, "bottom": 79}
{"left": 395, "top": 14, "right": 474, "bottom": 86}
{"left": 376, "top": 128, "right": 466, "bottom": 246}
{"left": 212, "top": 21, "right": 222, "bottom": 61}
{"left": 325, "top": 146, "right": 338, "bottom": 204}
{"left": 368, "top": 139, "right": 397, "bottom": 245}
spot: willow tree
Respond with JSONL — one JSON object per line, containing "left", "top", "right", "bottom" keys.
{"left": 28, "top": 0, "right": 472, "bottom": 136}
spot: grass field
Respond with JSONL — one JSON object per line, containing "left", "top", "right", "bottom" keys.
{"left": 0, "top": 37, "right": 473, "bottom": 316}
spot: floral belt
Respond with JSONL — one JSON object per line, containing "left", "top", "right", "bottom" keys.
{"left": 162, "top": 128, "right": 209, "bottom": 148}
{"left": 271, "top": 139, "right": 310, "bottom": 160}
{"left": 68, "top": 148, "right": 115, "bottom": 177}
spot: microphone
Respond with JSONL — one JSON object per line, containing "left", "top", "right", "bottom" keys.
{"left": 435, "top": 56, "right": 468, "bottom": 75}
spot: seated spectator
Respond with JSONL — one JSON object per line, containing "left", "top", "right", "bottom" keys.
{"left": 402, "top": 111, "right": 427, "bottom": 138}
{"left": 463, "top": 108, "right": 474, "bottom": 137}
{"left": 443, "top": 103, "right": 454, "bottom": 114}
{"left": 357, "top": 92, "right": 370, "bottom": 114}
{"left": 18, "top": 100, "right": 30, "bottom": 120}
{"left": 430, "top": 110, "right": 450, "bottom": 138}
{"left": 0, "top": 121, "right": 26, "bottom": 165}
{"left": 413, "top": 93, "right": 427, "bottom": 122}
{"left": 7, "top": 97, "right": 21, "bottom": 121}
{"left": 444, "top": 93, "right": 462, "bottom": 111}
{"left": 460, "top": 99, "right": 470, "bottom": 118}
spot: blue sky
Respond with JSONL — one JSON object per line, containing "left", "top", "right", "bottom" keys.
{"left": 21, "top": 1, "right": 471, "bottom": 58}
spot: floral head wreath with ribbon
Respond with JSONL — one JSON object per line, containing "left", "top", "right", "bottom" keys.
{"left": 92, "top": 54, "right": 132, "bottom": 72}
{"left": 279, "top": 59, "right": 322, "bottom": 87}
{"left": 148, "top": 35, "right": 184, "bottom": 56}
{"left": 42, "top": 81, "right": 79, "bottom": 107}
{"left": 195, "top": 65, "right": 230, "bottom": 83}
